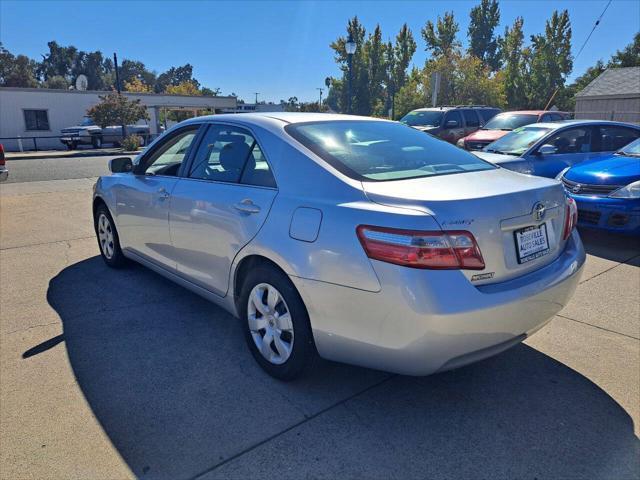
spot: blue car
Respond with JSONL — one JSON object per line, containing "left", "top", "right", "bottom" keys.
{"left": 556, "top": 137, "right": 640, "bottom": 235}
{"left": 474, "top": 120, "right": 640, "bottom": 178}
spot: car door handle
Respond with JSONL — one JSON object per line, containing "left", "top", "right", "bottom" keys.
{"left": 233, "top": 199, "right": 261, "bottom": 214}
{"left": 158, "top": 187, "right": 170, "bottom": 200}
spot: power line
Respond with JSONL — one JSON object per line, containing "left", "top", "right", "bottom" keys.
{"left": 544, "top": 0, "right": 612, "bottom": 110}
{"left": 574, "top": 0, "right": 612, "bottom": 62}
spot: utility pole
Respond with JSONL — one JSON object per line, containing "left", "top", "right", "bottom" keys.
{"left": 113, "top": 53, "right": 126, "bottom": 140}
{"left": 254, "top": 92, "right": 260, "bottom": 104}
{"left": 317, "top": 88, "right": 324, "bottom": 110}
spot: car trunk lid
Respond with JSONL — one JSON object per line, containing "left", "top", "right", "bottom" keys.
{"left": 361, "top": 168, "right": 567, "bottom": 285}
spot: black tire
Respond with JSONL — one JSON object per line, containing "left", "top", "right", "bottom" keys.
{"left": 94, "top": 203, "right": 128, "bottom": 268}
{"left": 65, "top": 142, "right": 74, "bottom": 150}
{"left": 239, "top": 265, "right": 316, "bottom": 380}
{"left": 92, "top": 136, "right": 102, "bottom": 149}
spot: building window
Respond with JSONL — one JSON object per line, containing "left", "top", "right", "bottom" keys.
{"left": 24, "top": 110, "right": 50, "bottom": 131}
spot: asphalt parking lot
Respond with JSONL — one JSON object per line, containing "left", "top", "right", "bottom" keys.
{"left": 0, "top": 173, "right": 639, "bottom": 480}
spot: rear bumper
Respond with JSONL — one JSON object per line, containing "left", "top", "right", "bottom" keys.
{"left": 292, "top": 230, "right": 585, "bottom": 375}
{"left": 572, "top": 195, "right": 640, "bottom": 235}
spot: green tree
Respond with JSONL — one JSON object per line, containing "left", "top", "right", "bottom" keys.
{"left": 119, "top": 59, "right": 156, "bottom": 91}
{"left": 44, "top": 75, "right": 69, "bottom": 89}
{"left": 610, "top": 32, "right": 640, "bottom": 67}
{"left": 501, "top": 17, "right": 528, "bottom": 108}
{"left": 330, "top": 16, "right": 370, "bottom": 115}
{"left": 0, "top": 44, "right": 39, "bottom": 87}
{"left": 165, "top": 80, "right": 202, "bottom": 96}
{"left": 38, "top": 41, "right": 77, "bottom": 81}
{"left": 155, "top": 64, "right": 199, "bottom": 93}
{"left": 421, "top": 11, "right": 460, "bottom": 58}
{"left": 365, "top": 25, "right": 387, "bottom": 116}
{"left": 467, "top": 0, "right": 501, "bottom": 71}
{"left": 527, "top": 10, "right": 572, "bottom": 108}
{"left": 87, "top": 92, "right": 149, "bottom": 128}
{"left": 394, "top": 67, "right": 427, "bottom": 118}
{"left": 201, "top": 86, "right": 221, "bottom": 96}
{"left": 393, "top": 24, "right": 417, "bottom": 91}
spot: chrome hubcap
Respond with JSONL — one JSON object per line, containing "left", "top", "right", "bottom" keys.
{"left": 97, "top": 213, "right": 115, "bottom": 259}
{"left": 247, "top": 283, "right": 294, "bottom": 365}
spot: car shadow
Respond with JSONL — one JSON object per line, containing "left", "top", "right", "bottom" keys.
{"left": 579, "top": 227, "right": 640, "bottom": 263}
{"left": 42, "top": 257, "right": 640, "bottom": 479}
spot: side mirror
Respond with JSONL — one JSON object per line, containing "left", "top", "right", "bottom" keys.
{"left": 445, "top": 120, "right": 459, "bottom": 129}
{"left": 109, "top": 157, "right": 133, "bottom": 173}
{"left": 537, "top": 144, "right": 557, "bottom": 156}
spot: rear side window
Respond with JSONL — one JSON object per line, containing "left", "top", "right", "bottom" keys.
{"left": 285, "top": 120, "right": 495, "bottom": 181}
{"left": 593, "top": 126, "right": 640, "bottom": 152}
{"left": 462, "top": 110, "right": 480, "bottom": 128}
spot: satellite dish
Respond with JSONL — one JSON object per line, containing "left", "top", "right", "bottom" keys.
{"left": 75, "top": 74, "right": 88, "bottom": 91}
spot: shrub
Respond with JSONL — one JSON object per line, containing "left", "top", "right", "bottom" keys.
{"left": 121, "top": 135, "right": 141, "bottom": 151}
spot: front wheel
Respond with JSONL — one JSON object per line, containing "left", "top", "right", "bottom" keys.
{"left": 94, "top": 204, "right": 127, "bottom": 268}
{"left": 239, "top": 266, "right": 316, "bottom": 380}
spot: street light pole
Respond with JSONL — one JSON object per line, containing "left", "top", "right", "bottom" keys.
{"left": 345, "top": 34, "right": 356, "bottom": 115}
{"left": 254, "top": 92, "right": 260, "bottom": 104}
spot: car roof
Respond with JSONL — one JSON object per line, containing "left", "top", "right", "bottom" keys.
{"left": 411, "top": 106, "right": 497, "bottom": 112}
{"left": 180, "top": 112, "right": 389, "bottom": 127}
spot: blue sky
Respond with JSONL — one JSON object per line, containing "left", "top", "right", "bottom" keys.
{"left": 1, "top": 0, "right": 638, "bottom": 102}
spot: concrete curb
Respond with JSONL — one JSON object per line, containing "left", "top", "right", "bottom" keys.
{"left": 6, "top": 149, "right": 140, "bottom": 160}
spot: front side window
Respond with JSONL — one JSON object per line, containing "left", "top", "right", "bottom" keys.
{"left": 462, "top": 110, "right": 480, "bottom": 128}
{"left": 484, "top": 113, "right": 539, "bottom": 131}
{"left": 400, "top": 110, "right": 443, "bottom": 127}
{"left": 594, "top": 126, "right": 640, "bottom": 152}
{"left": 189, "top": 125, "right": 276, "bottom": 187}
{"left": 139, "top": 127, "right": 199, "bottom": 175}
{"left": 485, "top": 126, "right": 553, "bottom": 156}
{"left": 286, "top": 120, "right": 495, "bottom": 181}
{"left": 24, "top": 109, "right": 50, "bottom": 131}
{"left": 544, "top": 127, "right": 593, "bottom": 154}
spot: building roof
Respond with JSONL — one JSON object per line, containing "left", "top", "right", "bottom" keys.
{"left": 576, "top": 67, "right": 640, "bottom": 98}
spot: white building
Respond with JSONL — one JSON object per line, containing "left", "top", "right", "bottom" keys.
{"left": 0, "top": 87, "right": 237, "bottom": 151}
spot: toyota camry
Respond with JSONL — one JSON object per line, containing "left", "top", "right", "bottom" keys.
{"left": 93, "top": 113, "right": 585, "bottom": 379}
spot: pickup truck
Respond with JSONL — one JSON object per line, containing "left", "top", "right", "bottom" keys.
{"left": 60, "top": 117, "right": 151, "bottom": 150}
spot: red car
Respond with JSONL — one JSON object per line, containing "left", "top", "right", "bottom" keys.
{"left": 457, "top": 110, "right": 571, "bottom": 151}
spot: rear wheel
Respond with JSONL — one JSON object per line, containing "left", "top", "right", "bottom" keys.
{"left": 239, "top": 265, "right": 316, "bottom": 380}
{"left": 94, "top": 204, "right": 127, "bottom": 268}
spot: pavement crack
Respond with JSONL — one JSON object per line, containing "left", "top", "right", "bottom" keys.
{"left": 188, "top": 374, "right": 396, "bottom": 480}
{"left": 0, "top": 236, "right": 94, "bottom": 251}
{"left": 556, "top": 314, "right": 640, "bottom": 341}
{"left": 5, "top": 321, "right": 60, "bottom": 336}
{"left": 579, "top": 254, "right": 640, "bottom": 285}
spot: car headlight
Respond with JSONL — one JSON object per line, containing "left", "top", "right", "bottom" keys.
{"left": 609, "top": 180, "right": 640, "bottom": 199}
{"left": 456, "top": 138, "right": 465, "bottom": 148}
{"left": 555, "top": 167, "right": 570, "bottom": 180}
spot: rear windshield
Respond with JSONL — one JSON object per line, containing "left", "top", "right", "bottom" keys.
{"left": 285, "top": 120, "right": 496, "bottom": 181}
{"left": 484, "top": 113, "right": 538, "bottom": 131}
{"left": 399, "top": 110, "right": 443, "bottom": 127}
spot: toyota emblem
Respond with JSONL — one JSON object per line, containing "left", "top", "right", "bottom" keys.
{"left": 572, "top": 184, "right": 581, "bottom": 194}
{"left": 533, "top": 202, "right": 546, "bottom": 221}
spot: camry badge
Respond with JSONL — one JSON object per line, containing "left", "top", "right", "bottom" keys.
{"left": 532, "top": 202, "right": 546, "bottom": 221}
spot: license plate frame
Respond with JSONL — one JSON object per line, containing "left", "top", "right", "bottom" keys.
{"left": 514, "top": 223, "right": 550, "bottom": 264}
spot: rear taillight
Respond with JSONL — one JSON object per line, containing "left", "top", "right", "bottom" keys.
{"left": 356, "top": 225, "right": 485, "bottom": 270}
{"left": 562, "top": 197, "right": 578, "bottom": 240}
{"left": 0, "top": 144, "right": 4, "bottom": 166}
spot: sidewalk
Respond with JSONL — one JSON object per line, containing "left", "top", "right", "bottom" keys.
{"left": 6, "top": 148, "right": 140, "bottom": 160}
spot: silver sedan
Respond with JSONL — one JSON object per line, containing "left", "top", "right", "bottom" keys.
{"left": 93, "top": 113, "right": 586, "bottom": 379}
